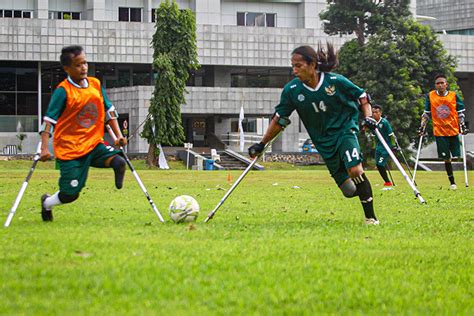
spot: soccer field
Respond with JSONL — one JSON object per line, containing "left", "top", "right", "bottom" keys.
{"left": 0, "top": 162, "right": 472, "bottom": 315}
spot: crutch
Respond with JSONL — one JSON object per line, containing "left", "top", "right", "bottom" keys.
{"left": 106, "top": 125, "right": 165, "bottom": 222}
{"left": 375, "top": 129, "right": 426, "bottom": 204}
{"left": 4, "top": 142, "right": 42, "bottom": 227}
{"left": 412, "top": 134, "right": 424, "bottom": 184}
{"left": 205, "top": 131, "right": 282, "bottom": 222}
{"left": 394, "top": 137, "right": 416, "bottom": 186}
{"left": 461, "top": 134, "right": 469, "bottom": 187}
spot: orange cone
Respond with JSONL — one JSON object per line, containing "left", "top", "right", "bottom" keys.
{"left": 227, "top": 172, "right": 233, "bottom": 184}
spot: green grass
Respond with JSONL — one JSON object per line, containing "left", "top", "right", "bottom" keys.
{"left": 0, "top": 162, "right": 472, "bottom": 315}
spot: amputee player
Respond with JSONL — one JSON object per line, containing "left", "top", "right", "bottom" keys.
{"left": 371, "top": 104, "right": 399, "bottom": 187}
{"left": 249, "top": 44, "right": 380, "bottom": 225}
{"left": 418, "top": 74, "right": 468, "bottom": 190}
{"left": 39, "top": 45, "right": 127, "bottom": 221}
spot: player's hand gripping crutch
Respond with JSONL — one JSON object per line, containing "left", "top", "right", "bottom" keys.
{"left": 204, "top": 131, "right": 282, "bottom": 222}
{"left": 106, "top": 125, "right": 165, "bottom": 222}
{"left": 4, "top": 142, "right": 42, "bottom": 227}
{"left": 461, "top": 134, "right": 469, "bottom": 187}
{"left": 374, "top": 129, "right": 426, "bottom": 204}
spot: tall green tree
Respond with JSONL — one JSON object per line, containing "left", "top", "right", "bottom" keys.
{"left": 337, "top": 19, "right": 457, "bottom": 154}
{"left": 319, "top": 0, "right": 411, "bottom": 46}
{"left": 321, "top": 1, "right": 457, "bottom": 156}
{"left": 141, "top": 0, "right": 199, "bottom": 166}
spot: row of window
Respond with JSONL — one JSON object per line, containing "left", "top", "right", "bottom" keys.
{"left": 0, "top": 9, "right": 32, "bottom": 18}
{"left": 0, "top": 8, "right": 276, "bottom": 27}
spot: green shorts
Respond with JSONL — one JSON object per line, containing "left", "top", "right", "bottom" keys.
{"left": 435, "top": 136, "right": 460, "bottom": 160}
{"left": 322, "top": 131, "right": 363, "bottom": 186}
{"left": 375, "top": 149, "right": 390, "bottom": 167}
{"left": 57, "top": 143, "right": 121, "bottom": 195}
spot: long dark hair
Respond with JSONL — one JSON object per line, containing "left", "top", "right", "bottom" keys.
{"left": 291, "top": 42, "right": 338, "bottom": 72}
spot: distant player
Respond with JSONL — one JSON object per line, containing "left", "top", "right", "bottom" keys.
{"left": 249, "top": 44, "right": 380, "bottom": 225}
{"left": 371, "top": 104, "right": 399, "bottom": 187}
{"left": 418, "top": 74, "right": 467, "bottom": 190}
{"left": 39, "top": 45, "right": 127, "bottom": 221}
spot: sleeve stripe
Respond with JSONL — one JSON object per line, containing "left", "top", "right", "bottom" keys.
{"left": 43, "top": 116, "right": 57, "bottom": 125}
{"left": 457, "top": 109, "right": 465, "bottom": 113}
{"left": 388, "top": 132, "right": 394, "bottom": 136}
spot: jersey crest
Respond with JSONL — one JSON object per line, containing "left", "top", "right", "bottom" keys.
{"left": 297, "top": 94, "right": 305, "bottom": 102}
{"left": 76, "top": 103, "right": 99, "bottom": 128}
{"left": 435, "top": 104, "right": 450, "bottom": 119}
{"left": 325, "top": 85, "right": 336, "bottom": 96}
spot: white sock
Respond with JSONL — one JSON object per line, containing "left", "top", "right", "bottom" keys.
{"left": 44, "top": 191, "right": 62, "bottom": 209}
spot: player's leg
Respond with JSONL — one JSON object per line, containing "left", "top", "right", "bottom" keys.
{"left": 436, "top": 136, "right": 456, "bottom": 188}
{"left": 375, "top": 150, "right": 391, "bottom": 186}
{"left": 92, "top": 143, "right": 125, "bottom": 189}
{"left": 332, "top": 133, "right": 377, "bottom": 223}
{"left": 447, "top": 135, "right": 462, "bottom": 189}
{"left": 41, "top": 157, "right": 89, "bottom": 221}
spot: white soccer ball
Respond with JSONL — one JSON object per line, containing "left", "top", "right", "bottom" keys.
{"left": 168, "top": 195, "right": 200, "bottom": 223}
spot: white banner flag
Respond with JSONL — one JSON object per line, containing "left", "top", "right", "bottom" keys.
{"left": 239, "top": 106, "right": 245, "bottom": 152}
{"left": 157, "top": 144, "right": 170, "bottom": 169}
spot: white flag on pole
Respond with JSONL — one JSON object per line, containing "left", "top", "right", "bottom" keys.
{"left": 157, "top": 144, "right": 170, "bottom": 169}
{"left": 239, "top": 106, "right": 245, "bottom": 152}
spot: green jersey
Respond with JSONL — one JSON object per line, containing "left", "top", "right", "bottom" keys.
{"left": 374, "top": 117, "right": 394, "bottom": 153}
{"left": 275, "top": 72, "right": 365, "bottom": 157}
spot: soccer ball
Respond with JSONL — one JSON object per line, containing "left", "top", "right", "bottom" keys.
{"left": 168, "top": 195, "right": 200, "bottom": 223}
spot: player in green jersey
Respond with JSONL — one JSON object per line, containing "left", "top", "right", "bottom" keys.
{"left": 371, "top": 104, "right": 399, "bottom": 187}
{"left": 249, "top": 43, "right": 380, "bottom": 225}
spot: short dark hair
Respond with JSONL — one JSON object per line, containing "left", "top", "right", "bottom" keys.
{"left": 434, "top": 74, "right": 447, "bottom": 81}
{"left": 60, "top": 45, "right": 84, "bottom": 66}
{"left": 372, "top": 104, "right": 382, "bottom": 111}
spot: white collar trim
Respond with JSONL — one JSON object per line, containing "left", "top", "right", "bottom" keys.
{"left": 302, "top": 72, "right": 325, "bottom": 92}
{"left": 68, "top": 76, "right": 89, "bottom": 88}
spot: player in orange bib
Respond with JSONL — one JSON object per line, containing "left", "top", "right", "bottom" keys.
{"left": 38, "top": 46, "right": 127, "bottom": 221}
{"left": 418, "top": 74, "right": 468, "bottom": 190}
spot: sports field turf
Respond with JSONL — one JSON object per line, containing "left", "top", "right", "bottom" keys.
{"left": 0, "top": 161, "right": 472, "bottom": 315}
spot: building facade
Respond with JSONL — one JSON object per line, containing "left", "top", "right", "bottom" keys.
{"left": 0, "top": 0, "right": 472, "bottom": 155}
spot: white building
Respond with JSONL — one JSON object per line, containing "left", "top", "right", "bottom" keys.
{"left": 0, "top": 0, "right": 472, "bottom": 155}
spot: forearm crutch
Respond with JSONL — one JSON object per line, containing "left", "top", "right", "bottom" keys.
{"left": 412, "top": 135, "right": 423, "bottom": 183}
{"left": 461, "top": 134, "right": 469, "bottom": 188}
{"left": 394, "top": 137, "right": 416, "bottom": 186}
{"left": 375, "top": 129, "right": 426, "bottom": 204}
{"left": 205, "top": 131, "right": 282, "bottom": 223}
{"left": 4, "top": 142, "right": 42, "bottom": 227}
{"left": 106, "top": 125, "right": 165, "bottom": 222}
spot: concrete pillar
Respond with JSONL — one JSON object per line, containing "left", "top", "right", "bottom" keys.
{"left": 144, "top": 0, "right": 152, "bottom": 23}
{"left": 299, "top": 0, "right": 325, "bottom": 30}
{"left": 35, "top": 0, "right": 49, "bottom": 19}
{"left": 195, "top": 0, "right": 221, "bottom": 25}
{"left": 86, "top": 0, "right": 106, "bottom": 21}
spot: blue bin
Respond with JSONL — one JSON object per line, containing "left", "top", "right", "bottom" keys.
{"left": 204, "top": 159, "right": 215, "bottom": 170}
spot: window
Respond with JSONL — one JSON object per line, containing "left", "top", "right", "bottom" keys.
{"left": 119, "top": 7, "right": 142, "bottom": 22}
{"left": 237, "top": 12, "right": 276, "bottom": 27}
{"left": 0, "top": 9, "right": 32, "bottom": 19}
{"left": 48, "top": 11, "right": 81, "bottom": 20}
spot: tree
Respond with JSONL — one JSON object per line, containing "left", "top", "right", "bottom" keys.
{"left": 141, "top": 0, "right": 199, "bottom": 166}
{"left": 336, "top": 18, "right": 457, "bottom": 154}
{"left": 319, "top": 0, "right": 411, "bottom": 46}
{"left": 320, "top": 1, "right": 457, "bottom": 157}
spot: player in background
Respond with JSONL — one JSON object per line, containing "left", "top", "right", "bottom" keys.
{"left": 371, "top": 104, "right": 399, "bottom": 187}
{"left": 418, "top": 74, "right": 468, "bottom": 190}
{"left": 39, "top": 45, "right": 127, "bottom": 221}
{"left": 249, "top": 43, "right": 380, "bottom": 225}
